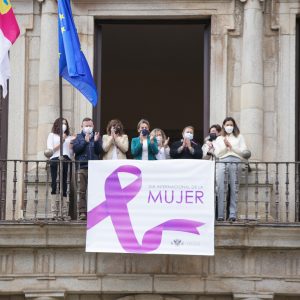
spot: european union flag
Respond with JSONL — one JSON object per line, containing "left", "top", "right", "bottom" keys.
{"left": 58, "top": 0, "right": 98, "bottom": 106}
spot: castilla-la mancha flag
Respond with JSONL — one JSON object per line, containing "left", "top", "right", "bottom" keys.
{"left": 0, "top": 0, "right": 20, "bottom": 98}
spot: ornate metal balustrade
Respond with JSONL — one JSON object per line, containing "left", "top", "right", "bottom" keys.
{"left": 215, "top": 161, "right": 300, "bottom": 223}
{"left": 0, "top": 159, "right": 299, "bottom": 223}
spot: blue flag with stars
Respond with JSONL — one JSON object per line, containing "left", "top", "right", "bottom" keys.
{"left": 58, "top": 0, "right": 98, "bottom": 106}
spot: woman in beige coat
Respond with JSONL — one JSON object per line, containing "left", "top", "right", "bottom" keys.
{"left": 102, "top": 119, "right": 129, "bottom": 160}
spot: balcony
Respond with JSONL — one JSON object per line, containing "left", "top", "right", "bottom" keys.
{"left": 0, "top": 159, "right": 299, "bottom": 224}
{"left": 0, "top": 160, "right": 300, "bottom": 299}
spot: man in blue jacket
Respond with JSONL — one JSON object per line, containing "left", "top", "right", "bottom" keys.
{"left": 73, "top": 117, "right": 102, "bottom": 220}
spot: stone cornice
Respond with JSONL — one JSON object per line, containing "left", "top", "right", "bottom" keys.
{"left": 1, "top": 224, "right": 300, "bottom": 296}
{"left": 73, "top": 0, "right": 234, "bottom": 3}
{"left": 240, "top": 0, "right": 264, "bottom": 2}
{"left": 0, "top": 223, "right": 300, "bottom": 249}
{"left": 234, "top": 293, "right": 274, "bottom": 300}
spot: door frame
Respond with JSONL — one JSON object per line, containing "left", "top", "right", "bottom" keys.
{"left": 93, "top": 19, "right": 211, "bottom": 137}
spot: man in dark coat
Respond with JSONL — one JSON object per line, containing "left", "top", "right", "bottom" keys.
{"left": 73, "top": 117, "right": 102, "bottom": 220}
{"left": 170, "top": 126, "right": 203, "bottom": 159}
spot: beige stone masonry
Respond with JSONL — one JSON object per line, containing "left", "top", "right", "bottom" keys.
{"left": 8, "top": 0, "right": 300, "bottom": 163}
{"left": 0, "top": 224, "right": 300, "bottom": 297}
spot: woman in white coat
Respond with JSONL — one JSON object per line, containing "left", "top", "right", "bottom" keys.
{"left": 47, "top": 118, "right": 73, "bottom": 197}
{"left": 214, "top": 117, "right": 248, "bottom": 222}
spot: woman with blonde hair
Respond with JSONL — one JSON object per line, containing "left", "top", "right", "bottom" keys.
{"left": 102, "top": 119, "right": 128, "bottom": 160}
{"left": 150, "top": 128, "right": 170, "bottom": 160}
{"left": 131, "top": 119, "right": 158, "bottom": 160}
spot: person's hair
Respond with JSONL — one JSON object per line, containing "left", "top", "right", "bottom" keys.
{"left": 182, "top": 126, "right": 194, "bottom": 135}
{"left": 106, "top": 119, "right": 124, "bottom": 135}
{"left": 137, "top": 119, "right": 150, "bottom": 131}
{"left": 51, "top": 118, "right": 70, "bottom": 136}
{"left": 221, "top": 117, "right": 240, "bottom": 137}
{"left": 151, "top": 128, "right": 167, "bottom": 143}
{"left": 209, "top": 124, "right": 222, "bottom": 133}
{"left": 82, "top": 117, "right": 93, "bottom": 124}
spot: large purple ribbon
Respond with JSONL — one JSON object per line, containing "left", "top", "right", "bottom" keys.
{"left": 87, "top": 165, "right": 204, "bottom": 253}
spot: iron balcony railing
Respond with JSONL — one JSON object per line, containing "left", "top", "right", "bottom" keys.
{"left": 0, "top": 159, "right": 299, "bottom": 223}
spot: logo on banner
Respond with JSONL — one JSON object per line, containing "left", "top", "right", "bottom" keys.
{"left": 87, "top": 165, "right": 204, "bottom": 253}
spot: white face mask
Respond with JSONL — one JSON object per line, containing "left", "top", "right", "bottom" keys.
{"left": 83, "top": 126, "right": 93, "bottom": 134}
{"left": 225, "top": 126, "right": 234, "bottom": 134}
{"left": 156, "top": 136, "right": 162, "bottom": 144}
{"left": 184, "top": 132, "right": 193, "bottom": 140}
{"left": 62, "top": 124, "right": 67, "bottom": 133}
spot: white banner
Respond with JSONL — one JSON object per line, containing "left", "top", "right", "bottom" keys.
{"left": 86, "top": 160, "right": 215, "bottom": 255}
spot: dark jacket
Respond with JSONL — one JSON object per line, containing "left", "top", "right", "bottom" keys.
{"left": 73, "top": 132, "right": 102, "bottom": 169}
{"left": 170, "top": 139, "right": 203, "bottom": 159}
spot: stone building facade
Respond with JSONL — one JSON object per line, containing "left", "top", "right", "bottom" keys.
{"left": 7, "top": 0, "right": 298, "bottom": 163}
{"left": 1, "top": 0, "right": 300, "bottom": 299}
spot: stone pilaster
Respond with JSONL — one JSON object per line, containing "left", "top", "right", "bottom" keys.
{"left": 240, "top": 0, "right": 264, "bottom": 161}
{"left": 6, "top": 0, "right": 34, "bottom": 219}
{"left": 36, "top": 0, "right": 59, "bottom": 159}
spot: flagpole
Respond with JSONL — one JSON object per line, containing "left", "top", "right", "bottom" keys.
{"left": 0, "top": 87, "right": 3, "bottom": 158}
{"left": 59, "top": 76, "right": 63, "bottom": 157}
{"left": 59, "top": 75, "right": 64, "bottom": 217}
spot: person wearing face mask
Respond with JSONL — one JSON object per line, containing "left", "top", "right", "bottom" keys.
{"left": 202, "top": 124, "right": 222, "bottom": 160}
{"left": 131, "top": 119, "right": 159, "bottom": 160}
{"left": 170, "top": 126, "right": 203, "bottom": 159}
{"left": 214, "top": 117, "right": 248, "bottom": 222}
{"left": 102, "top": 119, "right": 129, "bottom": 160}
{"left": 73, "top": 117, "right": 102, "bottom": 220}
{"left": 150, "top": 128, "right": 170, "bottom": 160}
{"left": 47, "top": 118, "right": 73, "bottom": 197}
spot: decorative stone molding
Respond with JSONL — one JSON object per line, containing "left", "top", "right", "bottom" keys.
{"left": 239, "top": 0, "right": 264, "bottom": 3}
{"left": 116, "top": 296, "right": 181, "bottom": 300}
{"left": 270, "top": 0, "right": 279, "bottom": 30}
{"left": 24, "top": 290, "right": 65, "bottom": 299}
{"left": 233, "top": 293, "right": 274, "bottom": 300}
{"left": 227, "top": 0, "right": 244, "bottom": 36}
{"left": 1, "top": 224, "right": 300, "bottom": 296}
{"left": 240, "top": 0, "right": 265, "bottom": 11}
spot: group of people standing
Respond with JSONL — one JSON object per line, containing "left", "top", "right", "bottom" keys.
{"left": 47, "top": 116, "right": 248, "bottom": 221}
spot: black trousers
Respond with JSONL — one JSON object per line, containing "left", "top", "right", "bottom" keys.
{"left": 50, "top": 156, "right": 70, "bottom": 197}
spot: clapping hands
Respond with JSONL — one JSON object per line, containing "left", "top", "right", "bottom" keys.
{"left": 224, "top": 137, "right": 232, "bottom": 149}
{"left": 94, "top": 132, "right": 100, "bottom": 142}
{"left": 164, "top": 137, "right": 170, "bottom": 148}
